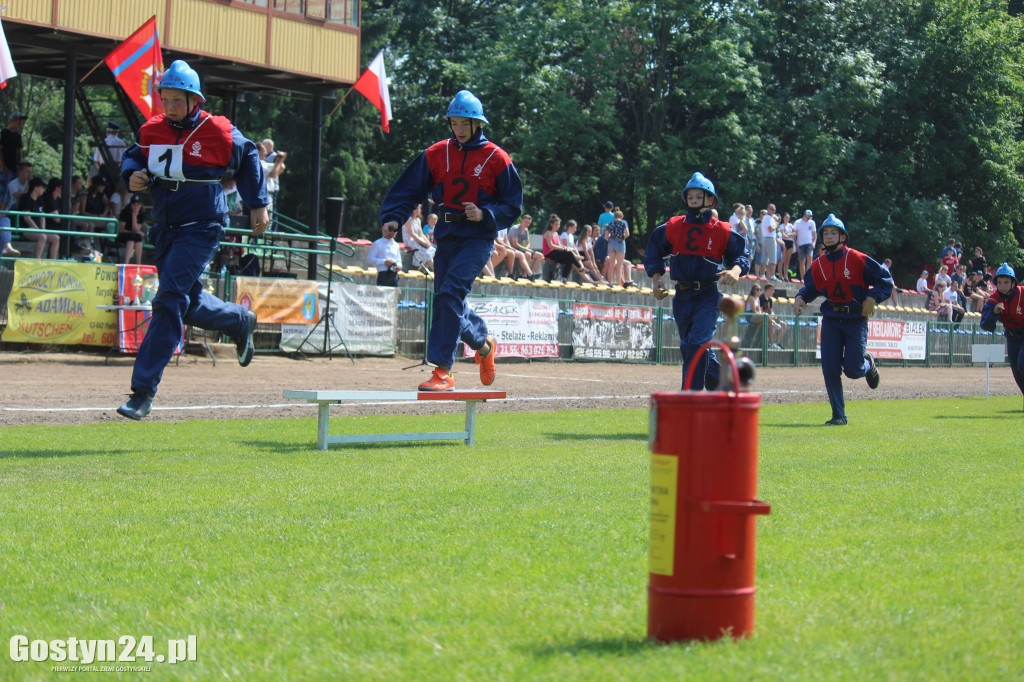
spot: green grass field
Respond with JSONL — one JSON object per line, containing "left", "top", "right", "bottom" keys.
{"left": 1, "top": 398, "right": 1022, "bottom": 681}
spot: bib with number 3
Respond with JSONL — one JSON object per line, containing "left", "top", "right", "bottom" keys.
{"left": 148, "top": 144, "right": 186, "bottom": 180}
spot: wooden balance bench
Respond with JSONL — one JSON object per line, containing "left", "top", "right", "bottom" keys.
{"left": 282, "top": 390, "right": 507, "bottom": 451}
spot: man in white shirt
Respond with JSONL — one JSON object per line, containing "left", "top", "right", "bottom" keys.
{"left": 367, "top": 223, "right": 403, "bottom": 287}
{"left": 756, "top": 204, "right": 777, "bottom": 279}
{"left": 793, "top": 209, "right": 817, "bottom": 279}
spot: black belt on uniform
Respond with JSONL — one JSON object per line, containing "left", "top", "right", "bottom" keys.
{"left": 831, "top": 303, "right": 863, "bottom": 313}
{"left": 442, "top": 212, "right": 467, "bottom": 223}
{"left": 675, "top": 279, "right": 717, "bottom": 292}
{"left": 152, "top": 177, "right": 223, "bottom": 192}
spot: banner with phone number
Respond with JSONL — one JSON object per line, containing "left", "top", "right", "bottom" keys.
{"left": 814, "top": 318, "right": 927, "bottom": 360}
{"left": 460, "top": 297, "right": 560, "bottom": 358}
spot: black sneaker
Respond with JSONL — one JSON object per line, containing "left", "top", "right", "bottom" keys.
{"left": 865, "top": 352, "right": 880, "bottom": 389}
{"left": 235, "top": 311, "right": 257, "bottom": 367}
{"left": 824, "top": 416, "right": 848, "bottom": 426}
{"left": 117, "top": 391, "right": 152, "bottom": 420}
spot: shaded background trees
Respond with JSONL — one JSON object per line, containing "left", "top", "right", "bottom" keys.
{"left": 7, "top": 0, "right": 1024, "bottom": 284}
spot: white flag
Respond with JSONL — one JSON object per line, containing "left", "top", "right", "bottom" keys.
{"left": 0, "top": 16, "right": 17, "bottom": 88}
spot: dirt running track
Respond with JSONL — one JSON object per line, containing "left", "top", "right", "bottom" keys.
{"left": 0, "top": 348, "right": 1017, "bottom": 427}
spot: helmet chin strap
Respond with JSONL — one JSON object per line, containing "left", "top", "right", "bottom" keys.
{"left": 824, "top": 236, "right": 847, "bottom": 253}
{"left": 685, "top": 192, "right": 715, "bottom": 223}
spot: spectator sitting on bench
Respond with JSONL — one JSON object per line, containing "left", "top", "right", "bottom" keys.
{"left": 17, "top": 177, "right": 59, "bottom": 259}
{"left": 0, "top": 196, "right": 17, "bottom": 256}
{"left": 117, "top": 195, "right": 148, "bottom": 265}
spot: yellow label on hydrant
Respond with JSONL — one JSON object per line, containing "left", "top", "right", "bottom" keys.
{"left": 649, "top": 454, "right": 678, "bottom": 576}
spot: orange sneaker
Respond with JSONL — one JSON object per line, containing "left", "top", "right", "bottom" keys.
{"left": 475, "top": 336, "right": 496, "bottom": 386}
{"left": 418, "top": 367, "right": 454, "bottom": 391}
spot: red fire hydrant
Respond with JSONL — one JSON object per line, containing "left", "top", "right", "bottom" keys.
{"left": 647, "top": 342, "right": 771, "bottom": 642}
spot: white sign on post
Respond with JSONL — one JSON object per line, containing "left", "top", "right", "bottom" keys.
{"left": 971, "top": 343, "right": 1006, "bottom": 399}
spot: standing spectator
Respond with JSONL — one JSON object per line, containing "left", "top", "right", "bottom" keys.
{"left": 761, "top": 283, "right": 787, "bottom": 348}
{"left": 778, "top": 212, "right": 796, "bottom": 280}
{"left": 940, "top": 247, "right": 958, "bottom": 276}
{"left": 940, "top": 238, "right": 957, "bottom": 260}
{"left": 605, "top": 209, "right": 630, "bottom": 285}
{"left": 17, "top": 177, "right": 60, "bottom": 259}
{"left": 367, "top": 222, "right": 402, "bottom": 286}
{"left": 0, "top": 112, "right": 27, "bottom": 194}
{"left": 117, "top": 195, "right": 147, "bottom": 265}
{"left": 743, "top": 204, "right": 758, "bottom": 265}
{"left": 508, "top": 214, "right": 544, "bottom": 275}
{"left": 792, "top": 214, "right": 892, "bottom": 425}
{"left": 970, "top": 246, "right": 988, "bottom": 274}
{"left": 593, "top": 223, "right": 609, "bottom": 279}
{"left": 597, "top": 201, "right": 614, "bottom": 232}
{"left": 258, "top": 141, "right": 286, "bottom": 215}
{"left": 644, "top": 172, "right": 749, "bottom": 390}
{"left": 756, "top": 204, "right": 778, "bottom": 279}
{"left": 401, "top": 203, "right": 435, "bottom": 273}
{"left": 115, "top": 59, "right": 268, "bottom": 420}
{"left": 980, "top": 264, "right": 1024, "bottom": 404}
{"left": 92, "top": 121, "right": 127, "bottom": 194}
{"left": 794, "top": 209, "right": 817, "bottom": 280}
{"left": 379, "top": 90, "right": 523, "bottom": 392}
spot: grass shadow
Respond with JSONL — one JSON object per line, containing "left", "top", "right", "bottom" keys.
{"left": 246, "top": 439, "right": 451, "bottom": 454}
{"left": 530, "top": 635, "right": 659, "bottom": 659}
{"left": 546, "top": 432, "right": 647, "bottom": 442}
{"left": 0, "top": 448, "right": 138, "bottom": 459}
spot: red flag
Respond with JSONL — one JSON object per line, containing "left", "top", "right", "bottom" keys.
{"left": 352, "top": 50, "right": 392, "bottom": 133}
{"left": 103, "top": 17, "right": 164, "bottom": 119}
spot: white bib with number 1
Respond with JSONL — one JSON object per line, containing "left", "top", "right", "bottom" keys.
{"left": 147, "top": 144, "right": 186, "bottom": 180}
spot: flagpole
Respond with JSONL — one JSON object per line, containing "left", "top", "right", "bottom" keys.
{"left": 78, "top": 58, "right": 106, "bottom": 85}
{"left": 326, "top": 86, "right": 357, "bottom": 120}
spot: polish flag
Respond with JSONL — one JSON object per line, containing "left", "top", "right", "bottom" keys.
{"left": 352, "top": 49, "right": 392, "bottom": 133}
{"left": 0, "top": 16, "right": 18, "bottom": 89}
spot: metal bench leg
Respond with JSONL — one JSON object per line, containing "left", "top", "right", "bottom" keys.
{"left": 464, "top": 400, "right": 478, "bottom": 445}
{"left": 317, "top": 403, "right": 330, "bottom": 451}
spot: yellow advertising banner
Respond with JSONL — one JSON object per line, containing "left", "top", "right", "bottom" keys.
{"left": 234, "top": 276, "right": 320, "bottom": 324}
{"left": 2, "top": 261, "right": 119, "bottom": 346}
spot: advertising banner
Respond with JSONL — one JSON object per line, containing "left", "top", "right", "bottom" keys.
{"left": 2, "top": 261, "right": 119, "bottom": 346}
{"left": 280, "top": 282, "right": 397, "bottom": 355}
{"left": 571, "top": 302, "right": 655, "bottom": 361}
{"left": 460, "top": 297, "right": 560, "bottom": 359}
{"left": 814, "top": 318, "right": 927, "bottom": 361}
{"left": 235, "top": 276, "right": 320, "bottom": 325}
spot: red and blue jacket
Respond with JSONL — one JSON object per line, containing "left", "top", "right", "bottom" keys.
{"left": 643, "top": 213, "right": 749, "bottom": 284}
{"left": 980, "top": 285, "right": 1024, "bottom": 336}
{"left": 796, "top": 246, "right": 893, "bottom": 318}
{"left": 380, "top": 131, "right": 522, "bottom": 241}
{"left": 121, "top": 107, "right": 268, "bottom": 227}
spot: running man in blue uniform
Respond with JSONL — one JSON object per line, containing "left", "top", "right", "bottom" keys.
{"left": 380, "top": 91, "right": 523, "bottom": 391}
{"left": 980, "top": 263, "right": 1024, "bottom": 408}
{"left": 644, "top": 172, "right": 749, "bottom": 390}
{"left": 792, "top": 214, "right": 892, "bottom": 425}
{"left": 115, "top": 60, "right": 269, "bottom": 420}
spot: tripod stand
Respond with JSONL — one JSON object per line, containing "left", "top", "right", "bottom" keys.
{"left": 294, "top": 233, "right": 354, "bottom": 362}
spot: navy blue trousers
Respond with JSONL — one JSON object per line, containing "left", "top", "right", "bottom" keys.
{"left": 672, "top": 286, "right": 721, "bottom": 391}
{"left": 819, "top": 315, "right": 871, "bottom": 420}
{"left": 131, "top": 223, "right": 251, "bottom": 396}
{"left": 428, "top": 235, "right": 494, "bottom": 369}
{"left": 1006, "top": 333, "right": 1024, "bottom": 395}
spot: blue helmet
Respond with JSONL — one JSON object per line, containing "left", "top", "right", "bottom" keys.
{"left": 446, "top": 90, "right": 488, "bottom": 123}
{"left": 994, "top": 262, "right": 1017, "bottom": 286}
{"left": 681, "top": 172, "right": 718, "bottom": 209}
{"left": 821, "top": 213, "right": 848, "bottom": 238}
{"left": 158, "top": 60, "right": 205, "bottom": 103}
